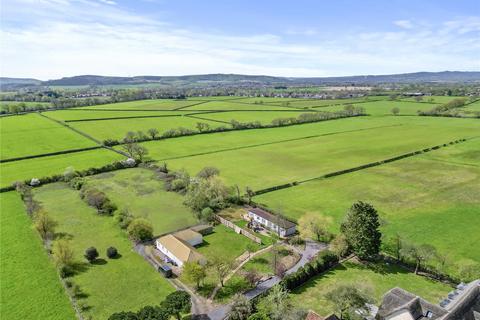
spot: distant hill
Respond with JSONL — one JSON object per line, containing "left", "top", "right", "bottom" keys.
{"left": 2, "top": 71, "right": 479, "bottom": 89}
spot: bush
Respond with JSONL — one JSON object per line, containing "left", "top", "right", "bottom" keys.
{"left": 127, "top": 218, "right": 153, "bottom": 242}
{"left": 115, "top": 209, "right": 134, "bottom": 229}
{"left": 107, "top": 247, "right": 118, "bottom": 259}
{"left": 200, "top": 207, "right": 215, "bottom": 222}
{"left": 84, "top": 247, "right": 99, "bottom": 263}
{"left": 59, "top": 264, "right": 74, "bottom": 278}
{"left": 69, "top": 177, "right": 85, "bottom": 190}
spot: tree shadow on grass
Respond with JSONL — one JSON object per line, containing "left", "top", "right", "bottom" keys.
{"left": 347, "top": 260, "right": 408, "bottom": 276}
{"left": 71, "top": 262, "right": 90, "bottom": 275}
{"left": 91, "top": 258, "right": 107, "bottom": 265}
{"left": 55, "top": 232, "right": 74, "bottom": 240}
{"left": 108, "top": 253, "right": 122, "bottom": 260}
{"left": 292, "top": 264, "right": 347, "bottom": 295}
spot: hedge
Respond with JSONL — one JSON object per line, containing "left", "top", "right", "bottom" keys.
{"left": 280, "top": 250, "right": 339, "bottom": 290}
{"left": 0, "top": 146, "right": 102, "bottom": 163}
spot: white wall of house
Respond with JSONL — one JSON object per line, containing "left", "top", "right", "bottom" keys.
{"left": 156, "top": 240, "right": 184, "bottom": 267}
{"left": 248, "top": 211, "right": 296, "bottom": 237}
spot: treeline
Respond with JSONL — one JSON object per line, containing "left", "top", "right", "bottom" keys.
{"left": 418, "top": 97, "right": 480, "bottom": 118}
{"left": 103, "top": 108, "right": 366, "bottom": 147}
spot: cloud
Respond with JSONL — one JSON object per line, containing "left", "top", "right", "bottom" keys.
{"left": 394, "top": 20, "right": 413, "bottom": 29}
{"left": 1, "top": 0, "right": 479, "bottom": 79}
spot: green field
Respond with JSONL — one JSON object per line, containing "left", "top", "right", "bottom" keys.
{"left": 69, "top": 115, "right": 223, "bottom": 141}
{"left": 0, "top": 192, "right": 76, "bottom": 320}
{"left": 399, "top": 96, "right": 466, "bottom": 103}
{"left": 84, "top": 168, "right": 197, "bottom": 234}
{"left": 194, "top": 110, "right": 316, "bottom": 124}
{"left": 181, "top": 101, "right": 292, "bottom": 111}
{"left": 0, "top": 113, "right": 96, "bottom": 160}
{"left": 255, "top": 138, "right": 480, "bottom": 265}
{"left": 163, "top": 117, "right": 480, "bottom": 190}
{"left": 0, "top": 149, "right": 123, "bottom": 188}
{"left": 290, "top": 260, "right": 451, "bottom": 316}
{"left": 33, "top": 183, "right": 174, "bottom": 319}
{"left": 42, "top": 110, "right": 198, "bottom": 121}
{"left": 321, "top": 100, "right": 439, "bottom": 116}
{"left": 80, "top": 99, "right": 199, "bottom": 110}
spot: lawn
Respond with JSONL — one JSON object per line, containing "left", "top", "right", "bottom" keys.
{"left": 0, "top": 113, "right": 96, "bottom": 160}
{"left": 42, "top": 110, "right": 198, "bottom": 121}
{"left": 80, "top": 99, "right": 198, "bottom": 110}
{"left": 0, "top": 148, "right": 123, "bottom": 188}
{"left": 290, "top": 260, "right": 452, "bottom": 317}
{"left": 196, "top": 224, "right": 261, "bottom": 262}
{"left": 69, "top": 115, "right": 222, "bottom": 141}
{"left": 254, "top": 138, "right": 480, "bottom": 266}
{"left": 84, "top": 168, "right": 197, "bottom": 235}
{"left": 164, "top": 117, "right": 480, "bottom": 190}
{"left": 0, "top": 192, "right": 76, "bottom": 320}
{"left": 33, "top": 183, "right": 174, "bottom": 319}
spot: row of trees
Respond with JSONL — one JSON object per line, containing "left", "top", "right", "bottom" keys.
{"left": 108, "top": 291, "right": 191, "bottom": 320}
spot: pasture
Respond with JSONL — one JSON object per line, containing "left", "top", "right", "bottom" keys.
{"left": 33, "top": 183, "right": 174, "bottom": 319}
{"left": 181, "top": 100, "right": 292, "bottom": 111}
{"left": 321, "top": 100, "right": 438, "bottom": 116}
{"left": 194, "top": 110, "right": 317, "bottom": 124}
{"left": 0, "top": 149, "right": 123, "bottom": 188}
{"left": 290, "top": 260, "right": 451, "bottom": 317}
{"left": 0, "top": 192, "right": 76, "bottom": 320}
{"left": 80, "top": 99, "right": 198, "bottom": 110}
{"left": 84, "top": 168, "right": 196, "bottom": 235}
{"left": 163, "top": 117, "right": 480, "bottom": 190}
{"left": 0, "top": 113, "right": 96, "bottom": 160}
{"left": 254, "top": 138, "right": 480, "bottom": 265}
{"left": 42, "top": 110, "right": 198, "bottom": 121}
{"left": 68, "top": 115, "right": 223, "bottom": 141}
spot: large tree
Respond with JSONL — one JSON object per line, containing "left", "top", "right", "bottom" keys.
{"left": 33, "top": 210, "right": 57, "bottom": 241}
{"left": 257, "top": 285, "right": 292, "bottom": 320}
{"left": 211, "top": 257, "right": 232, "bottom": 287}
{"left": 340, "top": 201, "right": 381, "bottom": 260}
{"left": 400, "top": 242, "right": 436, "bottom": 274}
{"left": 127, "top": 218, "right": 153, "bottom": 242}
{"left": 325, "top": 284, "right": 373, "bottom": 320}
{"left": 183, "top": 262, "right": 206, "bottom": 289}
{"left": 161, "top": 291, "right": 191, "bottom": 320}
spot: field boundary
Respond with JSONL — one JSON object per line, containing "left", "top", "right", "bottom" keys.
{"left": 0, "top": 146, "right": 103, "bottom": 163}
{"left": 155, "top": 124, "right": 404, "bottom": 162}
{"left": 184, "top": 113, "right": 233, "bottom": 125}
{"left": 64, "top": 114, "right": 184, "bottom": 122}
{"left": 252, "top": 137, "right": 474, "bottom": 195}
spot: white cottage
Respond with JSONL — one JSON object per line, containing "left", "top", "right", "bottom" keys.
{"left": 247, "top": 207, "right": 296, "bottom": 237}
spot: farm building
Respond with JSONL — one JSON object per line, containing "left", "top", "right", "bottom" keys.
{"left": 247, "top": 207, "right": 296, "bottom": 237}
{"left": 155, "top": 233, "right": 206, "bottom": 267}
{"left": 376, "top": 280, "right": 480, "bottom": 320}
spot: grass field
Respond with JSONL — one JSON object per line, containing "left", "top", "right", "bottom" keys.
{"left": 0, "top": 149, "right": 123, "bottom": 188}
{"left": 0, "top": 113, "right": 96, "bottom": 160}
{"left": 84, "top": 168, "right": 197, "bottom": 235}
{"left": 42, "top": 110, "right": 199, "bottom": 121}
{"left": 321, "top": 100, "right": 439, "bottom": 116}
{"left": 0, "top": 192, "right": 76, "bottom": 320}
{"left": 80, "top": 99, "right": 199, "bottom": 110}
{"left": 68, "top": 115, "right": 223, "bottom": 141}
{"left": 399, "top": 96, "right": 467, "bottom": 103}
{"left": 194, "top": 110, "right": 317, "bottom": 124}
{"left": 163, "top": 117, "right": 480, "bottom": 190}
{"left": 33, "top": 183, "right": 174, "bottom": 319}
{"left": 181, "top": 101, "right": 292, "bottom": 111}
{"left": 255, "top": 138, "right": 480, "bottom": 265}
{"left": 290, "top": 260, "right": 452, "bottom": 316}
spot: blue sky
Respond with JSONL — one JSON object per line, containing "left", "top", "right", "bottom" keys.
{"left": 1, "top": 0, "right": 479, "bottom": 79}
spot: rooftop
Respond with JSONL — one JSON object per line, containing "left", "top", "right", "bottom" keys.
{"left": 156, "top": 234, "right": 204, "bottom": 264}
{"left": 248, "top": 207, "right": 296, "bottom": 229}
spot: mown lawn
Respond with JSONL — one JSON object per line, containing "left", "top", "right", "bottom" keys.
{"left": 33, "top": 183, "right": 174, "bottom": 319}
{"left": 0, "top": 192, "right": 76, "bottom": 320}
{"left": 84, "top": 168, "right": 197, "bottom": 235}
{"left": 255, "top": 138, "right": 480, "bottom": 266}
{"left": 290, "top": 260, "right": 452, "bottom": 317}
{"left": 69, "top": 115, "right": 222, "bottom": 141}
{"left": 164, "top": 117, "right": 480, "bottom": 190}
{"left": 196, "top": 224, "right": 261, "bottom": 263}
{"left": 0, "top": 148, "right": 123, "bottom": 188}
{"left": 0, "top": 113, "right": 96, "bottom": 160}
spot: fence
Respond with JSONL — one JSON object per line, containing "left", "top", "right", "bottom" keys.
{"left": 215, "top": 215, "right": 262, "bottom": 244}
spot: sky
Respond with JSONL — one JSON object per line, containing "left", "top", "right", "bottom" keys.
{"left": 1, "top": 0, "right": 479, "bottom": 80}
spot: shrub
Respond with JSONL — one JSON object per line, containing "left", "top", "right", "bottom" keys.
{"left": 200, "top": 207, "right": 215, "bottom": 222}
{"left": 115, "top": 209, "right": 134, "bottom": 229}
{"left": 84, "top": 247, "right": 99, "bottom": 263}
{"left": 127, "top": 218, "right": 153, "bottom": 242}
{"left": 69, "top": 177, "right": 85, "bottom": 190}
{"left": 107, "top": 247, "right": 118, "bottom": 259}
